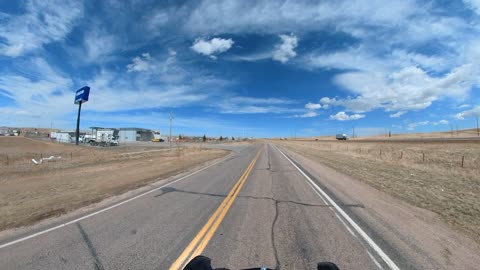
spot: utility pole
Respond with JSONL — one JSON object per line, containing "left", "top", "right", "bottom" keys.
{"left": 75, "top": 101, "right": 82, "bottom": 145}
{"left": 352, "top": 127, "right": 355, "bottom": 139}
{"left": 169, "top": 112, "right": 173, "bottom": 149}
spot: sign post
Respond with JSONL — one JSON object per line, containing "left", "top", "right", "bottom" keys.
{"left": 74, "top": 86, "right": 90, "bottom": 145}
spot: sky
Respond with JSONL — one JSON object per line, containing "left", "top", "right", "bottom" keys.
{"left": 0, "top": 0, "right": 480, "bottom": 138}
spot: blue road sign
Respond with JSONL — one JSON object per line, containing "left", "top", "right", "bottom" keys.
{"left": 74, "top": 86, "right": 90, "bottom": 104}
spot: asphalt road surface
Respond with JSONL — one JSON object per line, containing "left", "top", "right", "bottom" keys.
{"left": 1, "top": 143, "right": 419, "bottom": 269}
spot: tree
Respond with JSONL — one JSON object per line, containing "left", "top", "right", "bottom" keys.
{"left": 179, "top": 134, "right": 183, "bottom": 140}
{"left": 232, "top": 136, "right": 235, "bottom": 140}
{"left": 203, "top": 134, "right": 207, "bottom": 142}
{"left": 219, "top": 136, "right": 223, "bottom": 141}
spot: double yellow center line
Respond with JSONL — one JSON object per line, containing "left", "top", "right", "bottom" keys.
{"left": 169, "top": 146, "right": 263, "bottom": 270}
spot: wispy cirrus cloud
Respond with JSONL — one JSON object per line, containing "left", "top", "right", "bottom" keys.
{"left": 127, "top": 53, "right": 152, "bottom": 72}
{"left": 455, "top": 106, "right": 480, "bottom": 119}
{"left": 216, "top": 96, "right": 298, "bottom": 114}
{"left": 0, "top": 0, "right": 83, "bottom": 57}
{"left": 407, "top": 121, "right": 430, "bottom": 130}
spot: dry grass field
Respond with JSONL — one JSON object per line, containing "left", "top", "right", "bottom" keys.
{"left": 289, "top": 128, "right": 480, "bottom": 141}
{"left": 0, "top": 137, "right": 229, "bottom": 231}
{"left": 274, "top": 139, "right": 480, "bottom": 242}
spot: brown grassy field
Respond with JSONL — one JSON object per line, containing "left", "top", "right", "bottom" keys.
{"left": 285, "top": 128, "right": 480, "bottom": 141}
{"left": 273, "top": 139, "right": 480, "bottom": 242}
{"left": 0, "top": 137, "right": 229, "bottom": 231}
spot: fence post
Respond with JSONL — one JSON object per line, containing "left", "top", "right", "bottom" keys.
{"left": 379, "top": 149, "right": 382, "bottom": 156}
{"left": 71, "top": 152, "right": 73, "bottom": 160}
{"left": 422, "top": 152, "right": 425, "bottom": 162}
{"left": 400, "top": 151, "right": 403, "bottom": 159}
{"left": 461, "top": 155, "right": 465, "bottom": 168}
{"left": 6, "top": 154, "right": 8, "bottom": 166}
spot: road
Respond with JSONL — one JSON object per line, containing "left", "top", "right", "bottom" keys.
{"left": 0, "top": 143, "right": 420, "bottom": 269}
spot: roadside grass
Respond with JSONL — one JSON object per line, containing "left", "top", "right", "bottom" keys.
{"left": 275, "top": 140, "right": 480, "bottom": 243}
{"left": 0, "top": 145, "right": 229, "bottom": 231}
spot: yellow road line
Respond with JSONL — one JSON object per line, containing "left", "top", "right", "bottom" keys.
{"left": 169, "top": 146, "right": 263, "bottom": 270}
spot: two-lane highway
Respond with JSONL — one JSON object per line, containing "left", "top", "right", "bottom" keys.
{"left": 0, "top": 143, "right": 405, "bottom": 269}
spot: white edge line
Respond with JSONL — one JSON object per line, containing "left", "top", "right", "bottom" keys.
{"left": 334, "top": 213, "right": 357, "bottom": 238}
{"left": 0, "top": 155, "right": 231, "bottom": 250}
{"left": 274, "top": 145, "right": 401, "bottom": 270}
{"left": 367, "top": 250, "right": 385, "bottom": 270}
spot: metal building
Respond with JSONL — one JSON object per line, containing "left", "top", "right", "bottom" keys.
{"left": 118, "top": 128, "right": 153, "bottom": 142}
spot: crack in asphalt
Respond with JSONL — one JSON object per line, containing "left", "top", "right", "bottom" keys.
{"left": 271, "top": 195, "right": 281, "bottom": 270}
{"left": 153, "top": 187, "right": 363, "bottom": 208}
{"left": 76, "top": 223, "right": 105, "bottom": 270}
{"left": 268, "top": 145, "right": 281, "bottom": 270}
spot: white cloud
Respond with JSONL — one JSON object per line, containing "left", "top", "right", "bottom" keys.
{"left": 294, "top": 111, "right": 318, "bottom": 118}
{"left": 319, "top": 64, "right": 476, "bottom": 113}
{"left": 459, "top": 104, "right": 472, "bottom": 109}
{"left": 272, "top": 34, "right": 298, "bottom": 63}
{"left": 125, "top": 49, "right": 186, "bottom": 82}
{"left": 0, "top": 0, "right": 83, "bottom": 57}
{"left": 191, "top": 37, "right": 234, "bottom": 58}
{"left": 319, "top": 97, "right": 340, "bottom": 109}
{"left": 305, "top": 102, "right": 322, "bottom": 110}
{"left": 390, "top": 111, "right": 406, "bottom": 118}
{"left": 432, "top": 120, "right": 449, "bottom": 125}
{"left": 228, "top": 51, "right": 272, "bottom": 62}
{"left": 83, "top": 28, "right": 119, "bottom": 62}
{"left": 216, "top": 96, "right": 297, "bottom": 114}
{"left": 127, "top": 53, "right": 152, "bottom": 72}
{"left": 184, "top": 1, "right": 418, "bottom": 37}
{"left": 147, "top": 11, "right": 170, "bottom": 30}
{"left": 330, "top": 111, "right": 365, "bottom": 121}
{"left": 0, "top": 58, "right": 75, "bottom": 126}
{"left": 455, "top": 106, "right": 480, "bottom": 120}
{"left": 439, "top": 120, "right": 449, "bottom": 125}
{"left": 464, "top": 0, "right": 480, "bottom": 14}
{"left": 0, "top": 56, "right": 232, "bottom": 128}
{"left": 407, "top": 121, "right": 430, "bottom": 130}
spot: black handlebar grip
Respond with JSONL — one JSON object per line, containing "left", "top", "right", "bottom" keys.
{"left": 317, "top": 262, "right": 340, "bottom": 270}
{"left": 183, "top": 255, "right": 214, "bottom": 270}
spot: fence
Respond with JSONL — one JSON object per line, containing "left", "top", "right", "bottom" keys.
{"left": 294, "top": 141, "right": 480, "bottom": 170}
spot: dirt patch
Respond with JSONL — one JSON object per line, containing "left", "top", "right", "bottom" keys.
{"left": 273, "top": 140, "right": 480, "bottom": 243}
{"left": 0, "top": 137, "right": 229, "bottom": 231}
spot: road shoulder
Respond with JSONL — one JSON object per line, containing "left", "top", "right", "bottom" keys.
{"left": 275, "top": 144, "right": 480, "bottom": 270}
{"left": 0, "top": 150, "right": 234, "bottom": 246}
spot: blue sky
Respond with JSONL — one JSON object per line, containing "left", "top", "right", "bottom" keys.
{"left": 1, "top": 0, "right": 480, "bottom": 138}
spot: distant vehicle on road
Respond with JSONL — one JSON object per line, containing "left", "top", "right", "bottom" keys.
{"left": 151, "top": 131, "right": 165, "bottom": 142}
{"left": 336, "top": 134, "right": 348, "bottom": 140}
